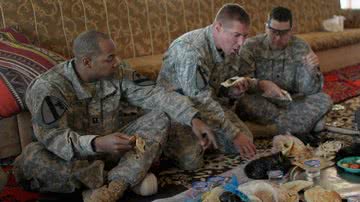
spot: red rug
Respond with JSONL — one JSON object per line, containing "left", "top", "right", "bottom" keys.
{"left": 0, "top": 166, "right": 43, "bottom": 202}
{"left": 323, "top": 64, "right": 360, "bottom": 103}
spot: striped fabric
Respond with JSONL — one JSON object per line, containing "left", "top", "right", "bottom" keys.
{"left": 0, "top": 27, "right": 65, "bottom": 119}
{"left": 0, "top": 27, "right": 31, "bottom": 44}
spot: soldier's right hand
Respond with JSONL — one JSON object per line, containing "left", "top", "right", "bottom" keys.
{"left": 92, "top": 132, "right": 133, "bottom": 154}
{"left": 259, "top": 80, "right": 285, "bottom": 98}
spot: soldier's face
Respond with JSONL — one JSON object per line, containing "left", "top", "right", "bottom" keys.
{"left": 266, "top": 19, "right": 292, "bottom": 50}
{"left": 91, "top": 39, "right": 119, "bottom": 80}
{"left": 217, "top": 21, "right": 249, "bottom": 56}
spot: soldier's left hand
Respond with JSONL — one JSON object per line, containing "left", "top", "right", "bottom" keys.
{"left": 191, "top": 118, "right": 219, "bottom": 150}
{"left": 233, "top": 133, "right": 256, "bottom": 159}
{"left": 259, "top": 80, "right": 284, "bottom": 98}
{"left": 303, "top": 51, "right": 319, "bottom": 70}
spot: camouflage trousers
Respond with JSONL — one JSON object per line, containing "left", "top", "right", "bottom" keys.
{"left": 164, "top": 107, "right": 252, "bottom": 171}
{"left": 13, "top": 111, "right": 169, "bottom": 193}
{"left": 236, "top": 92, "right": 333, "bottom": 135}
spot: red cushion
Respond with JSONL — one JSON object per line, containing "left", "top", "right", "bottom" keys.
{"left": 0, "top": 74, "right": 21, "bottom": 117}
{"left": 0, "top": 40, "right": 66, "bottom": 119}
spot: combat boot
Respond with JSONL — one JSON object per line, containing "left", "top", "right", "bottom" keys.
{"left": 132, "top": 172, "right": 158, "bottom": 196}
{"left": 82, "top": 179, "right": 128, "bottom": 202}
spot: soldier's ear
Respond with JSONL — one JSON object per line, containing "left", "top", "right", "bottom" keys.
{"left": 82, "top": 57, "right": 92, "bottom": 68}
{"left": 290, "top": 24, "right": 296, "bottom": 34}
{"left": 214, "top": 21, "right": 222, "bottom": 33}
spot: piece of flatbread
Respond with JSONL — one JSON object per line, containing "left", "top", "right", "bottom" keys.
{"left": 135, "top": 135, "right": 145, "bottom": 153}
{"left": 221, "top": 76, "right": 246, "bottom": 88}
{"left": 130, "top": 135, "right": 145, "bottom": 153}
{"left": 292, "top": 157, "right": 334, "bottom": 170}
{"left": 280, "top": 180, "right": 313, "bottom": 193}
{"left": 304, "top": 186, "right": 342, "bottom": 202}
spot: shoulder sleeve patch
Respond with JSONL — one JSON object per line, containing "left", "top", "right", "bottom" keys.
{"left": 41, "top": 96, "right": 68, "bottom": 125}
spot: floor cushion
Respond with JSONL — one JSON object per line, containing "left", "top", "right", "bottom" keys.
{"left": 297, "top": 28, "right": 360, "bottom": 51}
{"left": 0, "top": 29, "right": 65, "bottom": 119}
{"left": 126, "top": 54, "right": 163, "bottom": 80}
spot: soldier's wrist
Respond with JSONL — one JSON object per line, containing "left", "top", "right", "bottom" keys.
{"left": 191, "top": 113, "right": 202, "bottom": 127}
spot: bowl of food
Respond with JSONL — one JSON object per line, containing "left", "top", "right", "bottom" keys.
{"left": 336, "top": 156, "right": 360, "bottom": 174}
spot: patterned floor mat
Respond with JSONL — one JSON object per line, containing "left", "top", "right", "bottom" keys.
{"left": 156, "top": 95, "right": 360, "bottom": 189}
{"left": 1, "top": 96, "right": 359, "bottom": 202}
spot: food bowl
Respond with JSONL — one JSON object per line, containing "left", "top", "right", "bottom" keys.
{"left": 336, "top": 156, "right": 360, "bottom": 174}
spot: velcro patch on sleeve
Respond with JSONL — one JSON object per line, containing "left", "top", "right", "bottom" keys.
{"left": 41, "top": 96, "right": 68, "bottom": 125}
{"left": 196, "top": 66, "right": 208, "bottom": 90}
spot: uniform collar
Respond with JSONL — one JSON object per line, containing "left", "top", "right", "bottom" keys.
{"left": 98, "top": 80, "right": 117, "bottom": 99}
{"left": 63, "top": 59, "right": 117, "bottom": 100}
{"left": 262, "top": 33, "right": 299, "bottom": 59}
{"left": 206, "top": 25, "right": 224, "bottom": 64}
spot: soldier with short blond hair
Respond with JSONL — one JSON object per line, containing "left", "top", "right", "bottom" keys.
{"left": 157, "top": 3, "right": 257, "bottom": 171}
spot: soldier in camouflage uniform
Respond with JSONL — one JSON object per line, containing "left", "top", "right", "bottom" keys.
{"left": 157, "top": 3, "right": 256, "bottom": 170}
{"left": 13, "top": 30, "right": 216, "bottom": 202}
{"left": 235, "top": 7, "right": 333, "bottom": 138}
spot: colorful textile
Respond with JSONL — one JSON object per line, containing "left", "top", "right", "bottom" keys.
{"left": 0, "top": 27, "right": 31, "bottom": 44}
{"left": 323, "top": 64, "right": 360, "bottom": 103}
{"left": 0, "top": 28, "right": 65, "bottom": 119}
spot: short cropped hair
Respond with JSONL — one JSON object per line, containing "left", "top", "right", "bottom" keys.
{"left": 73, "top": 30, "right": 110, "bottom": 60}
{"left": 214, "top": 3, "right": 250, "bottom": 27}
{"left": 268, "top": 6, "right": 293, "bottom": 28}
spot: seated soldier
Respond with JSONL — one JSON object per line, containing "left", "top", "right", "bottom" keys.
{"left": 13, "top": 30, "right": 215, "bottom": 202}
{"left": 235, "top": 6, "right": 333, "bottom": 141}
{"left": 157, "top": 3, "right": 257, "bottom": 171}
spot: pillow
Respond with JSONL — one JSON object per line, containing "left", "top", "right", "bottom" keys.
{"left": 0, "top": 33, "right": 66, "bottom": 119}
{"left": 0, "top": 26, "right": 31, "bottom": 44}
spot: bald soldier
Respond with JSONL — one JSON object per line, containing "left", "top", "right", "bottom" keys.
{"left": 13, "top": 30, "right": 216, "bottom": 202}
{"left": 235, "top": 7, "right": 333, "bottom": 140}
{"left": 157, "top": 3, "right": 257, "bottom": 170}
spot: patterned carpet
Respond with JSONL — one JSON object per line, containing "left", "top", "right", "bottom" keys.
{"left": 323, "top": 64, "right": 360, "bottom": 103}
{"left": 154, "top": 95, "right": 360, "bottom": 190}
{"left": 1, "top": 96, "right": 360, "bottom": 202}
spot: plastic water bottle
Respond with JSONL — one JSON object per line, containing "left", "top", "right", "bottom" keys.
{"left": 347, "top": 196, "right": 360, "bottom": 202}
{"left": 184, "top": 181, "right": 208, "bottom": 202}
{"left": 207, "top": 176, "right": 225, "bottom": 189}
{"left": 267, "top": 170, "right": 284, "bottom": 185}
{"left": 304, "top": 159, "right": 321, "bottom": 180}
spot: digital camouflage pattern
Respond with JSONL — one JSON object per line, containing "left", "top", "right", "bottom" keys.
{"left": 157, "top": 26, "right": 253, "bottom": 170}
{"left": 236, "top": 33, "right": 333, "bottom": 135}
{"left": 13, "top": 59, "right": 199, "bottom": 193}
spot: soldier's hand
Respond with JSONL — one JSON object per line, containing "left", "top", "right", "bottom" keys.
{"left": 228, "top": 77, "right": 250, "bottom": 97}
{"left": 191, "top": 118, "right": 218, "bottom": 150}
{"left": 92, "top": 132, "right": 133, "bottom": 154}
{"left": 303, "top": 51, "right": 319, "bottom": 71}
{"left": 259, "top": 80, "right": 285, "bottom": 98}
{"left": 233, "top": 133, "right": 256, "bottom": 159}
